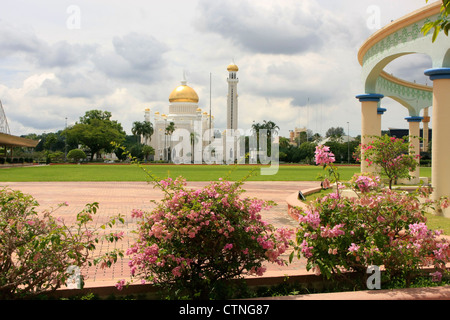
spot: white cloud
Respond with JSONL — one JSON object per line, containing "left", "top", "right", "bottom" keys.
{"left": 0, "top": 0, "right": 440, "bottom": 139}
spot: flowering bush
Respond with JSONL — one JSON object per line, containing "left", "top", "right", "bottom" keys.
{"left": 358, "top": 134, "right": 419, "bottom": 189}
{"left": 292, "top": 146, "right": 449, "bottom": 285}
{"left": 348, "top": 172, "right": 381, "bottom": 193}
{"left": 122, "top": 175, "right": 293, "bottom": 299}
{"left": 0, "top": 188, "right": 124, "bottom": 299}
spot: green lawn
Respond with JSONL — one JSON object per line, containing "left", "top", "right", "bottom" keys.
{"left": 0, "top": 164, "right": 363, "bottom": 182}
{"left": 0, "top": 164, "right": 433, "bottom": 182}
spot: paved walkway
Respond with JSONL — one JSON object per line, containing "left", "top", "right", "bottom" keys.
{"left": 1, "top": 180, "right": 319, "bottom": 287}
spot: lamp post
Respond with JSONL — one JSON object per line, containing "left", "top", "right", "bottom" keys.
{"left": 347, "top": 121, "right": 350, "bottom": 164}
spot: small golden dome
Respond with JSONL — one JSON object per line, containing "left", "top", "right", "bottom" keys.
{"left": 169, "top": 80, "right": 199, "bottom": 103}
{"left": 227, "top": 64, "right": 239, "bottom": 72}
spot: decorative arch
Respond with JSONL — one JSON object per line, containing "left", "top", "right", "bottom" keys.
{"left": 356, "top": 2, "right": 450, "bottom": 217}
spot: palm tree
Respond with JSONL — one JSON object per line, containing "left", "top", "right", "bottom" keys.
{"left": 132, "top": 121, "right": 154, "bottom": 146}
{"left": 141, "top": 121, "right": 154, "bottom": 145}
{"left": 131, "top": 121, "right": 144, "bottom": 144}
{"left": 262, "top": 120, "right": 280, "bottom": 137}
{"left": 252, "top": 120, "right": 280, "bottom": 157}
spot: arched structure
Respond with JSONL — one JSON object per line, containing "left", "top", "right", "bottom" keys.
{"left": 357, "top": 1, "right": 450, "bottom": 217}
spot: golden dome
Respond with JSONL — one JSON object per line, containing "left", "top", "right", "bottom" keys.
{"left": 227, "top": 64, "right": 239, "bottom": 72}
{"left": 169, "top": 80, "right": 199, "bottom": 103}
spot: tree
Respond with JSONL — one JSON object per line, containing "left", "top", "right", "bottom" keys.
{"left": 422, "top": 0, "right": 450, "bottom": 42}
{"left": 132, "top": 121, "right": 154, "bottom": 145}
{"left": 64, "top": 110, "right": 126, "bottom": 161}
{"left": 251, "top": 120, "right": 280, "bottom": 156}
{"left": 325, "top": 127, "right": 345, "bottom": 139}
{"left": 360, "top": 134, "right": 419, "bottom": 189}
{"left": 142, "top": 145, "right": 155, "bottom": 161}
{"left": 67, "top": 149, "right": 86, "bottom": 163}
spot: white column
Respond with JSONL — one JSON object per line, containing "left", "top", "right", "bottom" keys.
{"left": 356, "top": 94, "right": 384, "bottom": 173}
{"left": 425, "top": 68, "right": 450, "bottom": 217}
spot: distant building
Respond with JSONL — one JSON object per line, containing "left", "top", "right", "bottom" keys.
{"left": 145, "top": 63, "right": 241, "bottom": 163}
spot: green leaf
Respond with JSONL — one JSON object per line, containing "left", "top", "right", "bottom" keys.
{"left": 432, "top": 25, "right": 441, "bottom": 42}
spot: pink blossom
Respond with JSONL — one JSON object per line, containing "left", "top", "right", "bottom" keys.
{"left": 224, "top": 243, "right": 233, "bottom": 250}
{"left": 115, "top": 279, "right": 126, "bottom": 291}
{"left": 300, "top": 240, "right": 314, "bottom": 258}
{"left": 298, "top": 210, "right": 321, "bottom": 229}
{"left": 172, "top": 266, "right": 182, "bottom": 277}
{"left": 430, "top": 271, "right": 442, "bottom": 282}
{"left": 409, "top": 222, "right": 429, "bottom": 239}
{"left": 131, "top": 209, "right": 144, "bottom": 218}
{"left": 314, "top": 145, "right": 336, "bottom": 165}
{"left": 348, "top": 243, "right": 360, "bottom": 252}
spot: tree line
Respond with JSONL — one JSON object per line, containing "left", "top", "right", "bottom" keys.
{"left": 14, "top": 110, "right": 361, "bottom": 165}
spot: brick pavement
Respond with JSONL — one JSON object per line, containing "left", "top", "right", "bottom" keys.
{"left": 1, "top": 180, "right": 319, "bottom": 287}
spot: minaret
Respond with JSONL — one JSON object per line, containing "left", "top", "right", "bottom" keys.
{"left": 227, "top": 62, "right": 239, "bottom": 130}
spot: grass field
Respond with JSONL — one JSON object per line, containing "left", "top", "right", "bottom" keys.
{"left": 0, "top": 164, "right": 362, "bottom": 182}
{"left": 0, "top": 164, "right": 432, "bottom": 182}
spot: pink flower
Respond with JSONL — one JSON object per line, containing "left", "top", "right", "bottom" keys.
{"left": 224, "top": 243, "right": 233, "bottom": 250}
{"left": 430, "top": 271, "right": 442, "bottom": 282}
{"left": 314, "top": 145, "right": 336, "bottom": 165}
{"left": 300, "top": 240, "right": 314, "bottom": 258}
{"left": 115, "top": 279, "right": 126, "bottom": 291}
{"left": 131, "top": 209, "right": 144, "bottom": 218}
{"left": 172, "top": 266, "right": 182, "bottom": 277}
{"left": 348, "top": 243, "right": 360, "bottom": 252}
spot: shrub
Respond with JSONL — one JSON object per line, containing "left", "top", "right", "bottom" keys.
{"left": 292, "top": 146, "right": 450, "bottom": 286}
{"left": 121, "top": 175, "right": 293, "bottom": 300}
{"left": 67, "top": 149, "right": 87, "bottom": 163}
{"left": 0, "top": 188, "right": 124, "bottom": 299}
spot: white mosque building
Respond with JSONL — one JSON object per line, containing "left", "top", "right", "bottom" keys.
{"left": 146, "top": 62, "right": 240, "bottom": 163}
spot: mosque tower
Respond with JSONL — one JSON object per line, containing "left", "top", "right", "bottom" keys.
{"left": 226, "top": 62, "right": 239, "bottom": 130}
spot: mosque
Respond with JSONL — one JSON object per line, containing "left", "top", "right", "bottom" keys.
{"left": 145, "top": 63, "right": 240, "bottom": 163}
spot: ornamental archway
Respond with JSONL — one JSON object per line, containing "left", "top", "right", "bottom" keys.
{"left": 356, "top": 2, "right": 450, "bottom": 217}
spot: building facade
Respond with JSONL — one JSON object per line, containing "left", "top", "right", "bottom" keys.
{"left": 145, "top": 63, "right": 240, "bottom": 163}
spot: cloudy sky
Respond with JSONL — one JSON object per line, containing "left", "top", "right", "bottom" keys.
{"left": 0, "top": 0, "right": 439, "bottom": 138}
